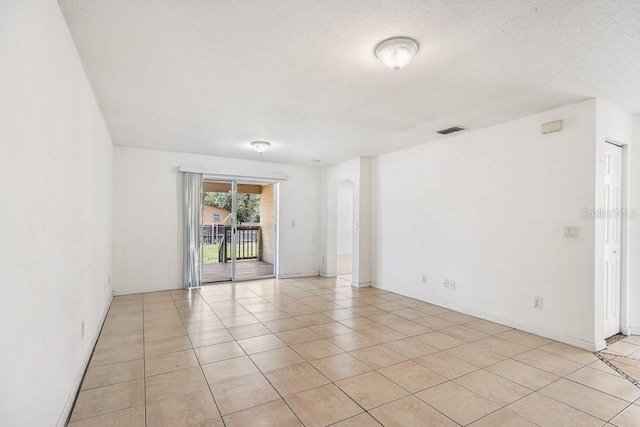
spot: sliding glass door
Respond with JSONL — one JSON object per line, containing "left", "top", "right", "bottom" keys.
{"left": 201, "top": 179, "right": 276, "bottom": 284}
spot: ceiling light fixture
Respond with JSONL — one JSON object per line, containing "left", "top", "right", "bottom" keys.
{"left": 251, "top": 140, "right": 271, "bottom": 154}
{"left": 375, "top": 37, "right": 419, "bottom": 70}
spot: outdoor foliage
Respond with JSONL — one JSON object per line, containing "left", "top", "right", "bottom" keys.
{"left": 203, "top": 192, "right": 260, "bottom": 222}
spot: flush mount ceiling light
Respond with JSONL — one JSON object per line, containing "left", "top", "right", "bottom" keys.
{"left": 251, "top": 140, "right": 271, "bottom": 154}
{"left": 375, "top": 37, "right": 419, "bottom": 70}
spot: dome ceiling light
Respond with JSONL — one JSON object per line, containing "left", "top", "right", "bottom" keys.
{"left": 251, "top": 140, "right": 271, "bottom": 153}
{"left": 375, "top": 37, "right": 419, "bottom": 70}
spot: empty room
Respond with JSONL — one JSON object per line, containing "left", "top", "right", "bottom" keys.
{"left": 2, "top": 0, "right": 640, "bottom": 426}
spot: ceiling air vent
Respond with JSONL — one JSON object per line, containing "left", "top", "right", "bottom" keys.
{"left": 437, "top": 126, "right": 467, "bottom": 135}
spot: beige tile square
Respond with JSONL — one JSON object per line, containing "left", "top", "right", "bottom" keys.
{"left": 414, "top": 316, "right": 457, "bottom": 330}
{"left": 250, "top": 346, "right": 305, "bottom": 372}
{"left": 537, "top": 341, "right": 598, "bottom": 364}
{"left": 311, "top": 352, "right": 372, "bottom": 381}
{"left": 145, "top": 367, "right": 209, "bottom": 403}
{"left": 285, "top": 384, "right": 363, "bottom": 427}
{"left": 446, "top": 342, "right": 508, "bottom": 367}
{"left": 294, "top": 312, "right": 333, "bottom": 326}
{"left": 349, "top": 344, "right": 407, "bottom": 369}
{"left": 184, "top": 319, "right": 226, "bottom": 334}
{"left": 414, "top": 331, "right": 466, "bottom": 350}
{"left": 465, "top": 319, "right": 513, "bottom": 335}
{"left": 369, "top": 395, "right": 458, "bottom": 427}
{"left": 327, "top": 332, "right": 378, "bottom": 352}
{"left": 383, "top": 337, "right": 439, "bottom": 359}
{"left": 365, "top": 311, "right": 407, "bottom": 325}
{"left": 292, "top": 339, "right": 344, "bottom": 360}
{"left": 610, "top": 403, "right": 640, "bottom": 427}
{"left": 309, "top": 321, "right": 354, "bottom": 338}
{"left": 454, "top": 369, "right": 532, "bottom": 406}
{"left": 202, "top": 355, "right": 260, "bottom": 385}
{"left": 386, "top": 320, "right": 433, "bottom": 336}
{"left": 358, "top": 326, "right": 407, "bottom": 344}
{"left": 441, "top": 325, "right": 490, "bottom": 342}
{"left": 265, "top": 362, "right": 330, "bottom": 396}
{"left": 336, "top": 371, "right": 408, "bottom": 410}
{"left": 332, "top": 413, "right": 382, "bottom": 426}
{"left": 89, "top": 344, "right": 143, "bottom": 367}
{"left": 539, "top": 378, "right": 629, "bottom": 421}
{"left": 237, "top": 333, "right": 286, "bottom": 354}
{"left": 507, "top": 393, "right": 604, "bottom": 427}
{"left": 144, "top": 336, "right": 192, "bottom": 358}
{"left": 219, "top": 314, "right": 260, "bottom": 328}
{"left": 321, "top": 308, "right": 359, "bottom": 321}
{"left": 211, "top": 373, "right": 280, "bottom": 415}
{"left": 473, "top": 336, "right": 530, "bottom": 357}
{"left": 263, "top": 317, "right": 304, "bottom": 332}
{"left": 467, "top": 408, "right": 537, "bottom": 427}
{"left": 95, "top": 331, "right": 143, "bottom": 351}
{"left": 188, "top": 328, "right": 235, "bottom": 348}
{"left": 144, "top": 325, "right": 187, "bottom": 343}
{"left": 514, "top": 349, "right": 582, "bottom": 376}
{"left": 143, "top": 291, "right": 174, "bottom": 303}
{"left": 70, "top": 380, "right": 144, "bottom": 422}
{"left": 82, "top": 359, "right": 144, "bottom": 390}
{"left": 194, "top": 341, "right": 245, "bottom": 365}
{"left": 416, "top": 381, "right": 500, "bottom": 425}
{"left": 379, "top": 360, "right": 447, "bottom": 393}
{"left": 67, "top": 405, "right": 145, "bottom": 427}
{"left": 486, "top": 359, "right": 559, "bottom": 390}
{"left": 146, "top": 390, "right": 220, "bottom": 427}
{"left": 227, "top": 323, "right": 271, "bottom": 340}
{"left": 436, "top": 311, "right": 478, "bottom": 324}
{"left": 497, "top": 330, "right": 552, "bottom": 348}
{"left": 607, "top": 341, "right": 640, "bottom": 356}
{"left": 145, "top": 349, "right": 199, "bottom": 377}
{"left": 276, "top": 327, "right": 322, "bottom": 345}
{"left": 223, "top": 399, "right": 302, "bottom": 427}
{"left": 567, "top": 366, "right": 640, "bottom": 402}
{"left": 414, "top": 351, "right": 479, "bottom": 379}
{"left": 391, "top": 308, "right": 428, "bottom": 320}
{"left": 338, "top": 317, "right": 381, "bottom": 331}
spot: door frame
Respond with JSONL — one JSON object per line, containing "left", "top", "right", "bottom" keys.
{"left": 603, "top": 141, "right": 623, "bottom": 339}
{"left": 200, "top": 176, "right": 279, "bottom": 283}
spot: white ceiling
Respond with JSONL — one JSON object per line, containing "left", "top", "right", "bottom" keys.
{"left": 58, "top": 0, "right": 640, "bottom": 166}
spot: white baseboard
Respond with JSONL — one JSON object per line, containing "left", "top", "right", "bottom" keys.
{"left": 114, "top": 284, "right": 181, "bottom": 295}
{"left": 57, "top": 295, "right": 112, "bottom": 427}
{"left": 371, "top": 282, "right": 601, "bottom": 352}
{"left": 278, "top": 271, "right": 320, "bottom": 279}
{"left": 626, "top": 327, "right": 640, "bottom": 336}
{"left": 320, "top": 271, "right": 336, "bottom": 278}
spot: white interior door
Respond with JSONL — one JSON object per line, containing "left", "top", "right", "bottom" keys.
{"left": 604, "top": 142, "right": 622, "bottom": 338}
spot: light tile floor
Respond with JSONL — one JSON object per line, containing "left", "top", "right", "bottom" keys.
{"left": 68, "top": 277, "right": 640, "bottom": 426}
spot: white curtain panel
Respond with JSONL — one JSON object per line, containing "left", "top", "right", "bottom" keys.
{"left": 182, "top": 171, "right": 203, "bottom": 288}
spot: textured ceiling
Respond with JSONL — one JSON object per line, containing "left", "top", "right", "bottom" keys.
{"left": 58, "top": 0, "right": 640, "bottom": 166}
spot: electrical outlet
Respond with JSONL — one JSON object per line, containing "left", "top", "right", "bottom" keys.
{"left": 443, "top": 279, "right": 449, "bottom": 288}
{"left": 421, "top": 274, "right": 427, "bottom": 284}
{"left": 450, "top": 280, "right": 456, "bottom": 290}
{"left": 534, "top": 297, "right": 543, "bottom": 310}
{"left": 81, "top": 320, "right": 85, "bottom": 339}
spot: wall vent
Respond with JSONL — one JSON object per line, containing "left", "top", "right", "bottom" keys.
{"left": 437, "top": 126, "right": 467, "bottom": 135}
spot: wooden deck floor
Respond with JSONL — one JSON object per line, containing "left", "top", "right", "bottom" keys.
{"left": 202, "top": 260, "right": 274, "bottom": 283}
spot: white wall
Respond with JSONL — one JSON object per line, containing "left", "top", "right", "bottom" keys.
{"left": 320, "top": 157, "right": 372, "bottom": 286}
{"left": 594, "top": 99, "right": 633, "bottom": 345}
{"left": 627, "top": 115, "right": 640, "bottom": 334}
{"left": 372, "top": 100, "right": 600, "bottom": 349}
{"left": 0, "top": 1, "right": 113, "bottom": 426}
{"left": 113, "top": 147, "right": 321, "bottom": 294}
{"left": 336, "top": 182, "right": 354, "bottom": 254}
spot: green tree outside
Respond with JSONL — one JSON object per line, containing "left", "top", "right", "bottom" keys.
{"left": 203, "top": 192, "right": 260, "bottom": 223}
